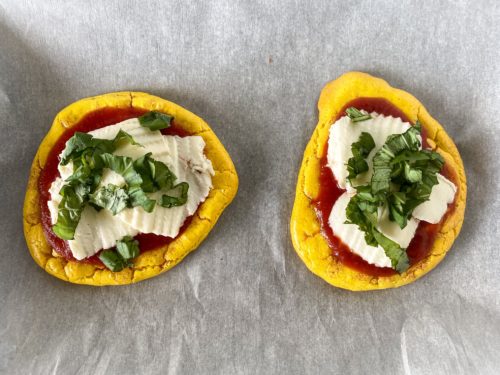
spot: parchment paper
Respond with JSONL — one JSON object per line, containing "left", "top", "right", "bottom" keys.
{"left": 1, "top": 1, "right": 499, "bottom": 374}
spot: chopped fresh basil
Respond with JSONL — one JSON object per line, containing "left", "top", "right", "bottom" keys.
{"left": 371, "top": 124, "right": 422, "bottom": 195}
{"left": 371, "top": 124, "right": 443, "bottom": 228}
{"left": 59, "top": 132, "right": 95, "bottom": 166}
{"left": 126, "top": 185, "right": 156, "bottom": 213}
{"left": 372, "top": 230, "right": 409, "bottom": 273}
{"left": 116, "top": 236, "right": 140, "bottom": 260}
{"left": 386, "top": 191, "right": 407, "bottom": 229}
{"left": 90, "top": 184, "right": 129, "bottom": 215}
{"left": 99, "top": 153, "right": 159, "bottom": 212}
{"left": 133, "top": 153, "right": 177, "bottom": 192}
{"left": 160, "top": 182, "right": 189, "bottom": 208}
{"left": 52, "top": 181, "right": 91, "bottom": 240}
{"left": 346, "top": 132, "right": 375, "bottom": 183}
{"left": 60, "top": 130, "right": 139, "bottom": 166}
{"left": 404, "top": 162, "right": 422, "bottom": 183}
{"left": 343, "top": 120, "right": 444, "bottom": 273}
{"left": 138, "top": 111, "right": 173, "bottom": 131}
{"left": 345, "top": 107, "right": 372, "bottom": 122}
{"left": 98, "top": 249, "right": 131, "bottom": 272}
{"left": 100, "top": 153, "right": 143, "bottom": 187}
{"left": 98, "top": 236, "right": 139, "bottom": 271}
{"left": 113, "top": 129, "right": 143, "bottom": 149}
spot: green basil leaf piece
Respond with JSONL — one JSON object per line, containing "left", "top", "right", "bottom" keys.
{"left": 100, "top": 153, "right": 143, "bottom": 187}
{"left": 387, "top": 192, "right": 408, "bottom": 229}
{"left": 98, "top": 249, "right": 131, "bottom": 272}
{"left": 404, "top": 162, "right": 422, "bottom": 183}
{"left": 372, "top": 230, "right": 409, "bottom": 273}
{"left": 116, "top": 236, "right": 140, "bottom": 260}
{"left": 133, "top": 153, "right": 177, "bottom": 192}
{"left": 113, "top": 129, "right": 143, "bottom": 149}
{"left": 52, "top": 181, "right": 91, "bottom": 240}
{"left": 90, "top": 184, "right": 129, "bottom": 215}
{"left": 100, "top": 153, "right": 156, "bottom": 212}
{"left": 138, "top": 111, "right": 173, "bottom": 131}
{"left": 132, "top": 153, "right": 155, "bottom": 192}
{"left": 345, "top": 107, "right": 372, "bottom": 122}
{"left": 59, "top": 132, "right": 95, "bottom": 165}
{"left": 160, "top": 182, "right": 189, "bottom": 208}
{"left": 346, "top": 132, "right": 375, "bottom": 182}
{"left": 65, "top": 157, "right": 91, "bottom": 182}
{"left": 127, "top": 185, "right": 156, "bottom": 212}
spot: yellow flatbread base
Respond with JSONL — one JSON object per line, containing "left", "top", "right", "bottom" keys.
{"left": 23, "top": 92, "right": 238, "bottom": 285}
{"left": 290, "top": 72, "right": 466, "bottom": 291}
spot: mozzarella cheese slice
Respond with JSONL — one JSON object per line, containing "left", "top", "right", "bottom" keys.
{"left": 69, "top": 207, "right": 139, "bottom": 259}
{"left": 47, "top": 177, "right": 65, "bottom": 224}
{"left": 412, "top": 174, "right": 457, "bottom": 224}
{"left": 326, "top": 113, "right": 457, "bottom": 268}
{"left": 48, "top": 118, "right": 214, "bottom": 260}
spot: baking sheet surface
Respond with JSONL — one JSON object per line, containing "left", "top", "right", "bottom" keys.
{"left": 1, "top": 1, "right": 499, "bottom": 374}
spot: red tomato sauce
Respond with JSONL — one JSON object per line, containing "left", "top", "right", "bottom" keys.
{"left": 38, "top": 107, "right": 194, "bottom": 265}
{"left": 312, "top": 97, "right": 458, "bottom": 277}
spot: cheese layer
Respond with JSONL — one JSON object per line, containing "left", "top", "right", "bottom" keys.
{"left": 327, "top": 113, "right": 456, "bottom": 268}
{"left": 48, "top": 118, "right": 214, "bottom": 260}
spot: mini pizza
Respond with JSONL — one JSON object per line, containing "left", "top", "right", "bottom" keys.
{"left": 23, "top": 92, "right": 238, "bottom": 285}
{"left": 290, "top": 72, "right": 466, "bottom": 291}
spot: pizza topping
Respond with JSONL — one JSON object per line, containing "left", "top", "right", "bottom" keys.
{"left": 98, "top": 236, "right": 140, "bottom": 272}
{"left": 47, "top": 115, "right": 214, "bottom": 267}
{"left": 327, "top": 109, "right": 457, "bottom": 272}
{"left": 138, "top": 111, "right": 173, "bottom": 131}
{"left": 412, "top": 174, "right": 456, "bottom": 223}
{"left": 345, "top": 107, "right": 372, "bottom": 122}
{"left": 90, "top": 184, "right": 129, "bottom": 215}
{"left": 329, "top": 192, "right": 417, "bottom": 270}
{"left": 346, "top": 132, "right": 375, "bottom": 183}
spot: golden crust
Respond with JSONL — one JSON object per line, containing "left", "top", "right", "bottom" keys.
{"left": 290, "top": 72, "right": 466, "bottom": 291}
{"left": 23, "top": 92, "right": 238, "bottom": 285}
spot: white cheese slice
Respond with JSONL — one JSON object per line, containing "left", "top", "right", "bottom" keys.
{"left": 90, "top": 118, "right": 168, "bottom": 161}
{"left": 47, "top": 177, "right": 65, "bottom": 224}
{"left": 58, "top": 163, "right": 73, "bottom": 180}
{"left": 327, "top": 113, "right": 413, "bottom": 189}
{"left": 413, "top": 174, "right": 457, "bottom": 224}
{"left": 48, "top": 118, "right": 214, "bottom": 260}
{"left": 68, "top": 207, "right": 139, "bottom": 260}
{"left": 100, "top": 168, "right": 126, "bottom": 187}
